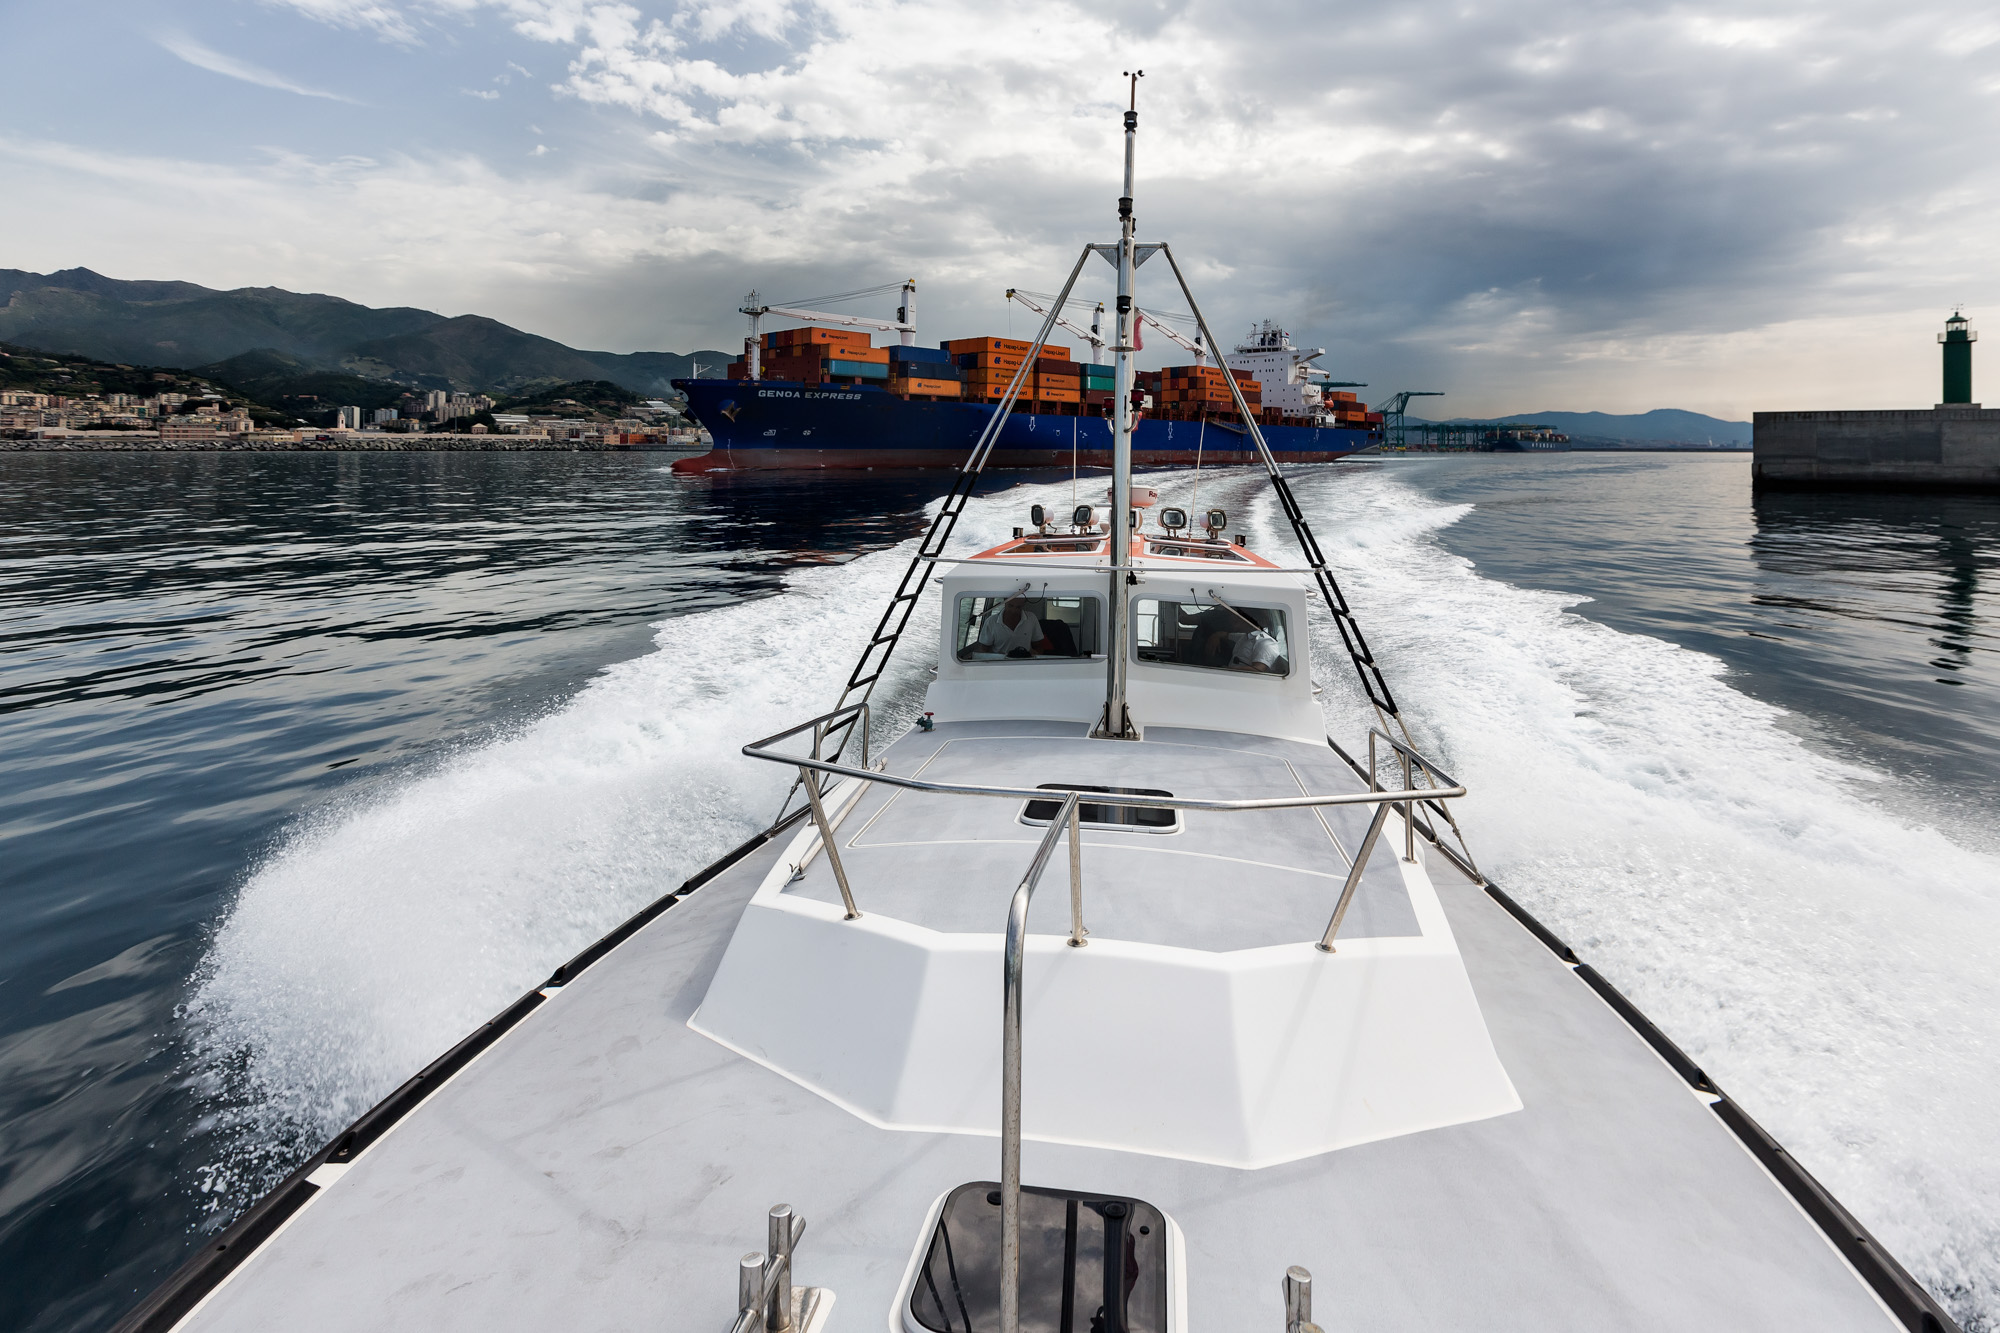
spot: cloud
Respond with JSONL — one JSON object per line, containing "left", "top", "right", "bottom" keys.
{"left": 483, "top": 0, "right": 2000, "bottom": 416}
{"left": 40, "top": 0, "right": 2000, "bottom": 417}
{"left": 157, "top": 33, "right": 360, "bottom": 101}
{"left": 259, "top": 0, "right": 433, "bottom": 44}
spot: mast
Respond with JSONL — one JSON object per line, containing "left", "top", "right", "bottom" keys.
{"left": 1100, "top": 70, "right": 1142, "bottom": 740}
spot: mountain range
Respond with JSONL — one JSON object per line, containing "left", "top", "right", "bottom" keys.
{"left": 0, "top": 268, "right": 732, "bottom": 398}
{"left": 1419, "top": 408, "right": 1750, "bottom": 447}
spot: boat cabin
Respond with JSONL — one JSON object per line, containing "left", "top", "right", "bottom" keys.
{"left": 927, "top": 509, "right": 1326, "bottom": 743}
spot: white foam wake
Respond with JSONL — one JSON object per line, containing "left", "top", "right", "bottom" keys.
{"left": 184, "top": 487, "right": 1036, "bottom": 1200}
{"left": 1253, "top": 461, "right": 1999, "bottom": 1326}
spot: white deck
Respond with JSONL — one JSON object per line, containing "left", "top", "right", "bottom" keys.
{"left": 171, "top": 722, "right": 1901, "bottom": 1333}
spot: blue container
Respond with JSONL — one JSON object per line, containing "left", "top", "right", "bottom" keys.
{"left": 829, "top": 360, "right": 889, "bottom": 380}
{"left": 889, "top": 345, "right": 951, "bottom": 366}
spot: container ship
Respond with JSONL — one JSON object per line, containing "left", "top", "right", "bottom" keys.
{"left": 670, "top": 311, "right": 1379, "bottom": 471}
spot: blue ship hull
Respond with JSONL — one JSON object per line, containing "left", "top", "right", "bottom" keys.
{"left": 669, "top": 379, "right": 1376, "bottom": 470}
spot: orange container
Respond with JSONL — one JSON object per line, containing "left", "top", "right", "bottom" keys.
{"left": 943, "top": 336, "right": 1032, "bottom": 356}
{"left": 1036, "top": 388, "right": 1080, "bottom": 404}
{"left": 894, "top": 378, "right": 962, "bottom": 397}
{"left": 828, "top": 345, "right": 890, "bottom": 365}
{"left": 776, "top": 326, "right": 872, "bottom": 351}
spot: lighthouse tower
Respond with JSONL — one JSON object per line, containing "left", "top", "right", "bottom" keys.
{"left": 1939, "top": 309, "right": 1976, "bottom": 404}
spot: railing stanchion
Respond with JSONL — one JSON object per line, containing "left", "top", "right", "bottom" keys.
{"left": 1067, "top": 801, "right": 1086, "bottom": 948}
{"left": 766, "top": 1205, "right": 795, "bottom": 1331}
{"left": 1402, "top": 749, "right": 1416, "bottom": 863}
{"left": 1318, "top": 801, "right": 1392, "bottom": 953}
{"left": 738, "top": 1253, "right": 764, "bottom": 1324}
{"left": 1283, "top": 1264, "right": 1312, "bottom": 1331}
{"left": 799, "top": 765, "right": 860, "bottom": 920}
{"left": 1002, "top": 792, "right": 1084, "bottom": 1333}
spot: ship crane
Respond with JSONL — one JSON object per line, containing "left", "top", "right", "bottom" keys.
{"left": 1135, "top": 307, "right": 1208, "bottom": 364}
{"left": 1004, "top": 289, "right": 1108, "bottom": 364}
{"left": 739, "top": 279, "right": 917, "bottom": 379}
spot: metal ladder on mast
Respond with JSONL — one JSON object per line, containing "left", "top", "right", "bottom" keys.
{"left": 777, "top": 247, "right": 1100, "bottom": 812}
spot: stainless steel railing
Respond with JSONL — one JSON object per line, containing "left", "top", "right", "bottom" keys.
{"left": 741, "top": 704, "right": 1468, "bottom": 1333}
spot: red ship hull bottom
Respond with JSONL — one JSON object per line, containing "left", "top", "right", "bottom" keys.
{"left": 669, "top": 445, "right": 1362, "bottom": 472}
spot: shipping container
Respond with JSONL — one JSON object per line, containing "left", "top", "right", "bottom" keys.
{"left": 890, "top": 377, "right": 962, "bottom": 398}
{"left": 941, "top": 336, "right": 1032, "bottom": 356}
{"left": 765, "top": 327, "right": 873, "bottom": 351}
{"left": 961, "top": 369, "right": 1030, "bottom": 389}
{"left": 828, "top": 360, "right": 890, "bottom": 380}
{"left": 888, "top": 345, "right": 952, "bottom": 366}
{"left": 956, "top": 351, "right": 1026, "bottom": 371}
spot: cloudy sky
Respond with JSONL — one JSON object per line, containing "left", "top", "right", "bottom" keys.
{"left": 3, "top": 0, "right": 1998, "bottom": 417}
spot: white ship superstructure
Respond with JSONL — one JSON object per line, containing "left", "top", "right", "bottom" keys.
{"left": 1224, "top": 322, "right": 1326, "bottom": 419}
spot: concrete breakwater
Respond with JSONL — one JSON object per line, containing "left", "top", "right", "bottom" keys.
{"left": 1752, "top": 406, "right": 2000, "bottom": 492}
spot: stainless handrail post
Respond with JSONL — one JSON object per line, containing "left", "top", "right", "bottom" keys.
{"left": 1401, "top": 748, "right": 1415, "bottom": 863}
{"left": 799, "top": 764, "right": 860, "bottom": 920}
{"left": 1318, "top": 800, "right": 1393, "bottom": 952}
{"left": 1066, "top": 800, "right": 1086, "bottom": 948}
{"left": 1002, "top": 792, "right": 1084, "bottom": 1333}
{"left": 766, "top": 1205, "right": 795, "bottom": 1331}
{"left": 1283, "top": 1265, "right": 1312, "bottom": 1330}
{"left": 738, "top": 1253, "right": 765, "bottom": 1325}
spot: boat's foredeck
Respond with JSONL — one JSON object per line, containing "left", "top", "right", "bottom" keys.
{"left": 165, "top": 722, "right": 1902, "bottom": 1330}
{"left": 778, "top": 720, "right": 1416, "bottom": 949}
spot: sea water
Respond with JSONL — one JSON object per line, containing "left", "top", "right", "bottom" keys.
{"left": 0, "top": 451, "right": 1993, "bottom": 1330}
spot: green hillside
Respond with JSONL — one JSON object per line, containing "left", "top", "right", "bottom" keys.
{"left": 1, "top": 342, "right": 291, "bottom": 423}
{"left": 195, "top": 349, "right": 410, "bottom": 423}
{"left": 494, "top": 380, "right": 645, "bottom": 417}
{"left": 0, "top": 268, "right": 728, "bottom": 397}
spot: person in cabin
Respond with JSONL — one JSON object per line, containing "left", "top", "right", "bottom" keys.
{"left": 974, "top": 594, "right": 1054, "bottom": 658}
{"left": 1227, "top": 617, "right": 1283, "bottom": 672}
{"left": 1191, "top": 602, "right": 1283, "bottom": 672}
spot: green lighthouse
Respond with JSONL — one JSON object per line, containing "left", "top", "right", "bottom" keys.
{"left": 1939, "top": 309, "right": 1976, "bottom": 404}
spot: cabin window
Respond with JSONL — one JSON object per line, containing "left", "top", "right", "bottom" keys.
{"left": 955, "top": 593, "right": 1102, "bottom": 661}
{"left": 1132, "top": 597, "right": 1291, "bottom": 675}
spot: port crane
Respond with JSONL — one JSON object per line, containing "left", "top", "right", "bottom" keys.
{"left": 739, "top": 280, "right": 916, "bottom": 379}
{"left": 1373, "top": 390, "right": 1443, "bottom": 449}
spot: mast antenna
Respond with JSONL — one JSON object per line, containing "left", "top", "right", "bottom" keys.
{"left": 1092, "top": 72, "right": 1146, "bottom": 740}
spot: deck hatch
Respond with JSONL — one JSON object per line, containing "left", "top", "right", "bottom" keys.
{"left": 1021, "top": 783, "right": 1179, "bottom": 832}
{"left": 908, "top": 1182, "right": 1168, "bottom": 1333}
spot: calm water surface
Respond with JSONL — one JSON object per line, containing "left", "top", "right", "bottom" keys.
{"left": 1, "top": 450, "right": 1994, "bottom": 1332}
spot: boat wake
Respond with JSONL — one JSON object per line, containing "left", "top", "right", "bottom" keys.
{"left": 180, "top": 496, "right": 1002, "bottom": 1212}
{"left": 186, "top": 464, "right": 1995, "bottom": 1328}
{"left": 1264, "top": 462, "right": 1999, "bottom": 1329}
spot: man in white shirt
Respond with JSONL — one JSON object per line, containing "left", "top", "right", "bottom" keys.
{"left": 977, "top": 595, "right": 1052, "bottom": 657}
{"left": 1228, "top": 626, "right": 1282, "bottom": 672}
